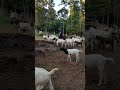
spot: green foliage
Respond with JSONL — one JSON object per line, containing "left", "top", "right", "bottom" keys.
{"left": 66, "top": 0, "right": 84, "bottom": 35}
{"left": 86, "top": 0, "right": 109, "bottom": 17}
{"left": 86, "top": 0, "right": 120, "bottom": 25}
{"left": 35, "top": 0, "right": 85, "bottom": 35}
{"left": 57, "top": 7, "right": 68, "bottom": 19}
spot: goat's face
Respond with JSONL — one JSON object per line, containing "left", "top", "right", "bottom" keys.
{"left": 60, "top": 47, "right": 64, "bottom": 51}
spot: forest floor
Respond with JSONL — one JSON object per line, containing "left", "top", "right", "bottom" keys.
{"left": 0, "top": 21, "right": 34, "bottom": 89}
{"left": 35, "top": 39, "right": 85, "bottom": 90}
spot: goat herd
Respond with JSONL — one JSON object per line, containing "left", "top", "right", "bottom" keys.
{"left": 85, "top": 21, "right": 120, "bottom": 52}
{"left": 35, "top": 34, "right": 85, "bottom": 90}
{"left": 42, "top": 34, "right": 85, "bottom": 62}
{"left": 10, "top": 12, "right": 34, "bottom": 34}
{"left": 35, "top": 26, "right": 116, "bottom": 90}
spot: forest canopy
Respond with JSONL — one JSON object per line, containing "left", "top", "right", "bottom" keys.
{"left": 35, "top": 0, "right": 85, "bottom": 35}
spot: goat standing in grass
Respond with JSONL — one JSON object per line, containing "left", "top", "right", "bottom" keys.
{"left": 35, "top": 67, "right": 59, "bottom": 90}
{"left": 60, "top": 48, "right": 83, "bottom": 62}
{"left": 85, "top": 54, "right": 114, "bottom": 86}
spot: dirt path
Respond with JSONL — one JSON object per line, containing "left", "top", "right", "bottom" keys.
{"left": 35, "top": 40, "right": 85, "bottom": 90}
{"left": 0, "top": 32, "right": 34, "bottom": 89}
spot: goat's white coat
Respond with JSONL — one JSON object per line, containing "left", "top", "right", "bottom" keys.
{"left": 72, "top": 37, "right": 82, "bottom": 42}
{"left": 65, "top": 39, "right": 75, "bottom": 47}
{"left": 10, "top": 12, "right": 18, "bottom": 19}
{"left": 18, "top": 22, "right": 32, "bottom": 32}
{"left": 56, "top": 39, "right": 65, "bottom": 47}
{"left": 66, "top": 49, "right": 83, "bottom": 62}
{"left": 48, "top": 35, "right": 58, "bottom": 42}
{"left": 35, "top": 67, "right": 59, "bottom": 90}
{"left": 85, "top": 54, "right": 114, "bottom": 86}
{"left": 43, "top": 35, "right": 49, "bottom": 40}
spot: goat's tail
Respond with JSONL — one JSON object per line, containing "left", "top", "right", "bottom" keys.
{"left": 104, "top": 57, "right": 114, "bottom": 63}
{"left": 49, "top": 68, "right": 59, "bottom": 76}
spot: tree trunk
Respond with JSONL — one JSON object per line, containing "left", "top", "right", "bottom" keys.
{"left": 0, "top": 0, "right": 4, "bottom": 16}
{"left": 107, "top": 14, "right": 109, "bottom": 26}
{"left": 102, "top": 16, "right": 104, "bottom": 25}
{"left": 63, "top": 21, "right": 64, "bottom": 36}
{"left": 107, "top": 0, "right": 111, "bottom": 26}
{"left": 113, "top": 0, "right": 116, "bottom": 25}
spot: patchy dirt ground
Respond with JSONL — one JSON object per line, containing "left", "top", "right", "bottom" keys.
{"left": 35, "top": 40, "right": 85, "bottom": 90}
{"left": 85, "top": 45, "right": 120, "bottom": 90}
{"left": 0, "top": 33, "right": 34, "bottom": 90}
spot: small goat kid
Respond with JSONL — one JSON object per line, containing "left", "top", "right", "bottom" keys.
{"left": 35, "top": 67, "right": 59, "bottom": 90}
{"left": 60, "top": 48, "right": 83, "bottom": 62}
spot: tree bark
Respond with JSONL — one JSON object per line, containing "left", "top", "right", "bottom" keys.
{"left": 107, "top": 0, "right": 110, "bottom": 26}
{"left": 0, "top": 0, "right": 4, "bottom": 16}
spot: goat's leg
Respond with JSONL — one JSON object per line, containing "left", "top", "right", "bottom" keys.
{"left": 65, "top": 43, "right": 67, "bottom": 47}
{"left": 97, "top": 65, "right": 104, "bottom": 86}
{"left": 61, "top": 43, "right": 63, "bottom": 47}
{"left": 67, "top": 43, "right": 69, "bottom": 47}
{"left": 36, "top": 85, "right": 44, "bottom": 90}
{"left": 67, "top": 55, "right": 69, "bottom": 61}
{"left": 90, "top": 39, "right": 94, "bottom": 50}
{"left": 36, "top": 85, "right": 40, "bottom": 90}
{"left": 73, "top": 43, "right": 74, "bottom": 47}
{"left": 81, "top": 42, "right": 83, "bottom": 47}
{"left": 76, "top": 54, "right": 79, "bottom": 62}
{"left": 103, "top": 70, "right": 107, "bottom": 84}
{"left": 69, "top": 55, "right": 72, "bottom": 62}
{"left": 71, "top": 43, "right": 72, "bottom": 47}
{"left": 56, "top": 42, "right": 58, "bottom": 46}
{"left": 98, "top": 70, "right": 104, "bottom": 86}
{"left": 49, "top": 78, "right": 54, "bottom": 90}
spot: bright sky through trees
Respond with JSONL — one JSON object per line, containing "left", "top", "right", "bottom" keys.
{"left": 53, "top": 0, "right": 70, "bottom": 16}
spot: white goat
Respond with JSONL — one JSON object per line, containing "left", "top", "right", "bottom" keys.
{"left": 18, "top": 22, "right": 32, "bottom": 32}
{"left": 39, "top": 31, "right": 43, "bottom": 34}
{"left": 48, "top": 35, "right": 58, "bottom": 42}
{"left": 85, "top": 54, "right": 114, "bottom": 86}
{"left": 60, "top": 48, "right": 83, "bottom": 62}
{"left": 35, "top": 67, "right": 59, "bottom": 90}
{"left": 56, "top": 39, "right": 65, "bottom": 47}
{"left": 65, "top": 38, "right": 75, "bottom": 47}
{"left": 72, "top": 37, "right": 83, "bottom": 47}
{"left": 10, "top": 12, "right": 18, "bottom": 19}
{"left": 43, "top": 35, "right": 49, "bottom": 40}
